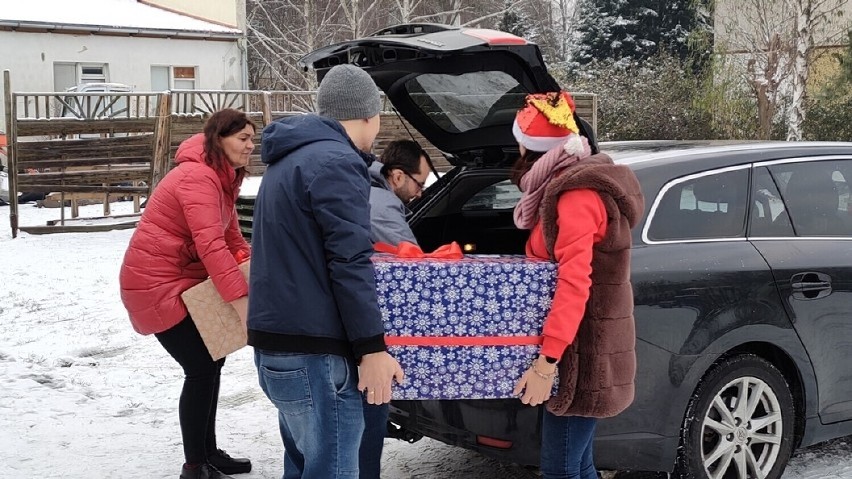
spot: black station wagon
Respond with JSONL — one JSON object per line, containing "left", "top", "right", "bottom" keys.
{"left": 242, "top": 23, "right": 852, "bottom": 479}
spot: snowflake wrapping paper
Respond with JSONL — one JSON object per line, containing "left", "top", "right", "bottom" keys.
{"left": 373, "top": 255, "right": 558, "bottom": 400}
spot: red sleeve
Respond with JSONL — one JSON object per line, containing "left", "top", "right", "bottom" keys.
{"left": 177, "top": 168, "right": 249, "bottom": 302}
{"left": 540, "top": 188, "right": 607, "bottom": 359}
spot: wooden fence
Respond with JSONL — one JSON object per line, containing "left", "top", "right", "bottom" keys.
{"left": 3, "top": 76, "right": 597, "bottom": 237}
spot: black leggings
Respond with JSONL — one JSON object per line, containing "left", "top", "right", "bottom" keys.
{"left": 155, "top": 316, "right": 225, "bottom": 465}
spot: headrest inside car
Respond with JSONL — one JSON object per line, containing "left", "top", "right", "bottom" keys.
{"left": 692, "top": 176, "right": 738, "bottom": 204}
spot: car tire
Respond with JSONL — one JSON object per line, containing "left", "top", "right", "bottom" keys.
{"left": 674, "top": 354, "right": 795, "bottom": 479}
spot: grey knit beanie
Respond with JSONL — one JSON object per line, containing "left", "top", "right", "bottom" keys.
{"left": 317, "top": 64, "right": 382, "bottom": 121}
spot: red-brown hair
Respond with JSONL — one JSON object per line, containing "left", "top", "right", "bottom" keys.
{"left": 203, "top": 109, "right": 257, "bottom": 183}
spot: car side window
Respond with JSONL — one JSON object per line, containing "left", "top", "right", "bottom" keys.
{"left": 461, "top": 179, "right": 522, "bottom": 211}
{"left": 647, "top": 168, "right": 749, "bottom": 241}
{"left": 748, "top": 167, "right": 794, "bottom": 237}
{"left": 769, "top": 160, "right": 852, "bottom": 237}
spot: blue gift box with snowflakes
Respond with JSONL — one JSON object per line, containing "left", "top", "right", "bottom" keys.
{"left": 372, "top": 255, "right": 558, "bottom": 400}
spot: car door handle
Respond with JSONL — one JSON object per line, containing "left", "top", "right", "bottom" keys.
{"left": 790, "top": 272, "right": 832, "bottom": 299}
{"left": 791, "top": 281, "right": 831, "bottom": 291}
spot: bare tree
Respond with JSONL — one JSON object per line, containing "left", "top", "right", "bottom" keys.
{"left": 785, "top": 0, "right": 846, "bottom": 140}
{"left": 246, "top": 0, "right": 345, "bottom": 108}
{"left": 717, "top": 0, "right": 795, "bottom": 139}
{"left": 339, "top": 0, "right": 385, "bottom": 38}
{"left": 717, "top": 0, "right": 847, "bottom": 140}
{"left": 390, "top": 0, "right": 423, "bottom": 23}
{"left": 387, "top": 0, "right": 464, "bottom": 25}
{"left": 551, "top": 0, "right": 580, "bottom": 62}
{"left": 440, "top": 0, "right": 464, "bottom": 25}
{"left": 746, "top": 33, "right": 786, "bottom": 139}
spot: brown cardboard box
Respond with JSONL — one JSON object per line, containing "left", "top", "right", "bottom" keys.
{"left": 181, "top": 261, "right": 250, "bottom": 360}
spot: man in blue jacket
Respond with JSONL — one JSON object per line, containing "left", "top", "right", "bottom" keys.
{"left": 248, "top": 64, "right": 404, "bottom": 479}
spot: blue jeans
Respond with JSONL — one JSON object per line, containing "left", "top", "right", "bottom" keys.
{"left": 540, "top": 412, "right": 598, "bottom": 479}
{"left": 359, "top": 400, "right": 389, "bottom": 479}
{"left": 255, "top": 350, "right": 363, "bottom": 479}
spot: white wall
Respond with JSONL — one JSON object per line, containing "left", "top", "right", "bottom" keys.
{"left": 0, "top": 31, "right": 244, "bottom": 131}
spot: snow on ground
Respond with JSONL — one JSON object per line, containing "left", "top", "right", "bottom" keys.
{"left": 0, "top": 201, "right": 851, "bottom": 478}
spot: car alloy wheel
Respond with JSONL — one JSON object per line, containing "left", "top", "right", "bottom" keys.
{"left": 676, "top": 354, "right": 795, "bottom": 479}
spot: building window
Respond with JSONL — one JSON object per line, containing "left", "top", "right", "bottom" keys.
{"left": 80, "top": 65, "right": 107, "bottom": 84}
{"left": 53, "top": 62, "right": 109, "bottom": 91}
{"left": 173, "top": 67, "right": 197, "bottom": 90}
{"left": 151, "top": 66, "right": 198, "bottom": 91}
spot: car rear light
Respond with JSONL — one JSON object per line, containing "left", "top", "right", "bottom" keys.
{"left": 476, "top": 435, "right": 513, "bottom": 449}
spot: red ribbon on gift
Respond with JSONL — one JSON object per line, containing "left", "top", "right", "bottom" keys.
{"left": 374, "top": 241, "right": 464, "bottom": 259}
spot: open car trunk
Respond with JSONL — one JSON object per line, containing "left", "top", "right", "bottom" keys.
{"left": 300, "top": 24, "right": 595, "bottom": 167}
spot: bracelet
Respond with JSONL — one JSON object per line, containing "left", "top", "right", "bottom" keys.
{"left": 532, "top": 359, "right": 557, "bottom": 380}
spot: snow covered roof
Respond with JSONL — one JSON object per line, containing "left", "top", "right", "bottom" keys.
{"left": 0, "top": 0, "right": 241, "bottom": 39}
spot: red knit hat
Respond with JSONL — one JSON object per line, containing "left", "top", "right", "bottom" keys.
{"left": 512, "top": 91, "right": 583, "bottom": 155}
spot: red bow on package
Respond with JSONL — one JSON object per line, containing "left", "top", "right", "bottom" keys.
{"left": 374, "top": 241, "right": 464, "bottom": 259}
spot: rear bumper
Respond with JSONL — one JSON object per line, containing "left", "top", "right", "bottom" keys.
{"left": 389, "top": 400, "right": 678, "bottom": 472}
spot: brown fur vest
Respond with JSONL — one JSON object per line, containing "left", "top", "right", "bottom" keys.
{"left": 541, "top": 153, "right": 644, "bottom": 418}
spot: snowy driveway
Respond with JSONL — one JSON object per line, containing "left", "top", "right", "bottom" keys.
{"left": 0, "top": 202, "right": 850, "bottom": 478}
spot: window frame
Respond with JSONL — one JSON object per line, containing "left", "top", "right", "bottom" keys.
{"left": 642, "top": 155, "right": 852, "bottom": 245}
{"left": 150, "top": 65, "right": 198, "bottom": 90}
{"left": 642, "top": 164, "right": 752, "bottom": 245}
{"left": 53, "top": 62, "right": 109, "bottom": 90}
{"left": 752, "top": 156, "right": 852, "bottom": 240}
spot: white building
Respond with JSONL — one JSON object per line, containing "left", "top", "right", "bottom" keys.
{"left": 0, "top": 0, "right": 246, "bottom": 129}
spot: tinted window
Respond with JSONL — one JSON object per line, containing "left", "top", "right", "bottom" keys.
{"left": 769, "top": 160, "right": 852, "bottom": 237}
{"left": 405, "top": 72, "right": 527, "bottom": 133}
{"left": 461, "top": 179, "right": 522, "bottom": 211}
{"left": 748, "top": 167, "right": 794, "bottom": 237}
{"left": 647, "top": 168, "right": 749, "bottom": 241}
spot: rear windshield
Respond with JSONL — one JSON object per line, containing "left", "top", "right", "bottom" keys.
{"left": 405, "top": 71, "right": 528, "bottom": 133}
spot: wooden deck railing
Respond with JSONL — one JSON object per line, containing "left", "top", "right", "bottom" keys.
{"left": 3, "top": 74, "right": 598, "bottom": 237}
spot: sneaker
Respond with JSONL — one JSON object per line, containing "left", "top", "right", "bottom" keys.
{"left": 179, "top": 464, "right": 234, "bottom": 479}
{"left": 208, "top": 449, "right": 252, "bottom": 475}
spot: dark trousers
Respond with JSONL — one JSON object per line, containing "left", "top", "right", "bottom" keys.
{"left": 359, "top": 400, "right": 389, "bottom": 479}
{"left": 156, "top": 316, "right": 225, "bottom": 465}
{"left": 540, "top": 412, "right": 598, "bottom": 479}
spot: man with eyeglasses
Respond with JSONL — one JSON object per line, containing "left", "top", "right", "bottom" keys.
{"left": 367, "top": 139, "right": 431, "bottom": 246}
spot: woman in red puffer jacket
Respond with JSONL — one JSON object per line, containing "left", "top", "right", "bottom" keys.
{"left": 119, "top": 109, "right": 255, "bottom": 479}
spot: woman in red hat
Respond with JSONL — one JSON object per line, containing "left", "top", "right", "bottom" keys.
{"left": 510, "top": 92, "right": 645, "bottom": 478}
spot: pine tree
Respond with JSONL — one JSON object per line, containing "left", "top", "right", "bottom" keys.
{"left": 574, "top": 0, "right": 710, "bottom": 65}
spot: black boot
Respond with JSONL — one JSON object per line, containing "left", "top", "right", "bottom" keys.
{"left": 208, "top": 449, "right": 252, "bottom": 475}
{"left": 179, "top": 464, "right": 234, "bottom": 479}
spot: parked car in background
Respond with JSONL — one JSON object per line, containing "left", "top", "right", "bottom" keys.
{"left": 59, "top": 82, "right": 134, "bottom": 121}
{"left": 238, "top": 24, "right": 852, "bottom": 479}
